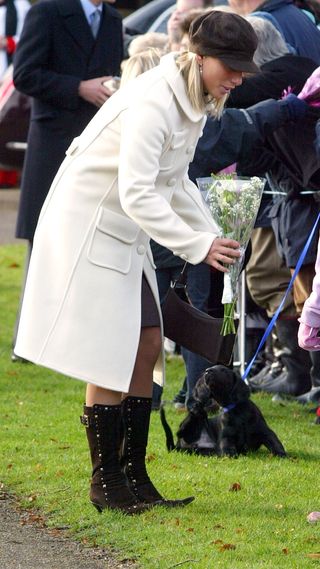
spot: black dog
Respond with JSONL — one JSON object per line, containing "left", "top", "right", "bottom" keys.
{"left": 160, "top": 403, "right": 219, "bottom": 455}
{"left": 160, "top": 365, "right": 286, "bottom": 458}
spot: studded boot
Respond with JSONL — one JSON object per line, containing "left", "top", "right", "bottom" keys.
{"left": 121, "top": 396, "right": 194, "bottom": 508}
{"left": 81, "top": 404, "right": 150, "bottom": 515}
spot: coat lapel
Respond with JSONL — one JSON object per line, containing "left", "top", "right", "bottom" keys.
{"left": 55, "top": 0, "right": 95, "bottom": 55}
{"left": 160, "top": 53, "right": 205, "bottom": 123}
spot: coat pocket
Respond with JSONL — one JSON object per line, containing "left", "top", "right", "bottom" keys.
{"left": 159, "top": 129, "right": 188, "bottom": 171}
{"left": 87, "top": 207, "right": 140, "bottom": 274}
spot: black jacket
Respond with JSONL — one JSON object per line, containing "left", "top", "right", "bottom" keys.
{"left": 228, "top": 54, "right": 318, "bottom": 109}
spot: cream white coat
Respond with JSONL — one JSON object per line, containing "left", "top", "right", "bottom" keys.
{"left": 15, "top": 53, "right": 220, "bottom": 392}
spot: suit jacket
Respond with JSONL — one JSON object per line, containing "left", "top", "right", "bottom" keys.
{"left": 13, "top": 0, "right": 123, "bottom": 239}
{"left": 15, "top": 53, "right": 219, "bottom": 392}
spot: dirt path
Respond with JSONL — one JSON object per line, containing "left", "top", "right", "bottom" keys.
{"left": 0, "top": 490, "right": 137, "bottom": 569}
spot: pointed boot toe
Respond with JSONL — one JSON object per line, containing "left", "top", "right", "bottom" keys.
{"left": 156, "top": 495, "right": 195, "bottom": 508}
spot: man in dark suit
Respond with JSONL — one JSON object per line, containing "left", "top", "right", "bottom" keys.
{"left": 14, "top": 0, "right": 123, "bottom": 241}
{"left": 12, "top": 0, "right": 123, "bottom": 357}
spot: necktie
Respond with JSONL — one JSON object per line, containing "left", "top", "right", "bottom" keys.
{"left": 90, "top": 9, "right": 101, "bottom": 39}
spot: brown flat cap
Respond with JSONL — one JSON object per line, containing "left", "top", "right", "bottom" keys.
{"left": 189, "top": 11, "right": 259, "bottom": 73}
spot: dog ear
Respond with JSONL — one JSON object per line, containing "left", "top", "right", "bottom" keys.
{"left": 232, "top": 371, "right": 250, "bottom": 401}
{"left": 193, "top": 373, "right": 211, "bottom": 404}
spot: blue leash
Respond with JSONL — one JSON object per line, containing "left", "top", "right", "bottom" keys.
{"left": 242, "top": 212, "right": 320, "bottom": 382}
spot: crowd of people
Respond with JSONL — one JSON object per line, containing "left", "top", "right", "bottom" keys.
{"left": 8, "top": 0, "right": 320, "bottom": 514}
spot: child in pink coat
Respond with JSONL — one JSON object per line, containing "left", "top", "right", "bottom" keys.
{"left": 298, "top": 113, "right": 320, "bottom": 413}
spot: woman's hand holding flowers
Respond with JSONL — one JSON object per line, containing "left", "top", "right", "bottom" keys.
{"left": 205, "top": 237, "right": 240, "bottom": 273}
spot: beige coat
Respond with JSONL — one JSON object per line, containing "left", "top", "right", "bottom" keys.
{"left": 15, "top": 53, "right": 220, "bottom": 392}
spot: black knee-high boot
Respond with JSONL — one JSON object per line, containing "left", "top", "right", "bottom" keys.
{"left": 121, "top": 396, "right": 194, "bottom": 508}
{"left": 81, "top": 404, "right": 150, "bottom": 515}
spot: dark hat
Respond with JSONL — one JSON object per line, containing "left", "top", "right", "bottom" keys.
{"left": 189, "top": 11, "right": 259, "bottom": 73}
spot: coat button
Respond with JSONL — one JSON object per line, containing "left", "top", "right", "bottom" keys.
{"left": 137, "top": 245, "right": 145, "bottom": 255}
{"left": 186, "top": 145, "right": 195, "bottom": 154}
{"left": 167, "top": 177, "right": 177, "bottom": 187}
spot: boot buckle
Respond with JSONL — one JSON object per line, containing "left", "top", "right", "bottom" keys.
{"left": 80, "top": 414, "right": 90, "bottom": 427}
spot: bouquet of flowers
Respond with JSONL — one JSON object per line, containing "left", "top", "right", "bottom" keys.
{"left": 197, "top": 175, "right": 265, "bottom": 335}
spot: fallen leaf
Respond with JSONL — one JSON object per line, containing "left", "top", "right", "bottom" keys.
{"left": 219, "top": 543, "right": 236, "bottom": 551}
{"left": 212, "top": 539, "right": 223, "bottom": 545}
{"left": 186, "top": 528, "right": 194, "bottom": 532}
{"left": 8, "top": 262, "right": 20, "bottom": 268}
{"left": 213, "top": 524, "right": 225, "bottom": 529}
{"left": 229, "top": 482, "right": 241, "bottom": 492}
{"left": 282, "top": 548, "right": 289, "bottom": 555}
{"left": 7, "top": 464, "right": 13, "bottom": 469}
{"left": 146, "top": 453, "right": 156, "bottom": 462}
{"left": 175, "top": 518, "right": 180, "bottom": 526}
{"left": 55, "top": 470, "right": 64, "bottom": 477}
{"left": 306, "top": 553, "right": 320, "bottom": 559}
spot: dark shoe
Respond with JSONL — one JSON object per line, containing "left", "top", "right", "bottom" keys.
{"left": 248, "top": 362, "right": 284, "bottom": 392}
{"left": 81, "top": 405, "right": 150, "bottom": 515}
{"left": 296, "top": 386, "right": 320, "bottom": 405}
{"left": 259, "top": 371, "right": 310, "bottom": 396}
{"left": 121, "top": 396, "right": 194, "bottom": 508}
{"left": 252, "top": 319, "right": 312, "bottom": 397}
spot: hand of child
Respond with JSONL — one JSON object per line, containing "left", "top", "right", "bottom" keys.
{"left": 298, "top": 321, "right": 320, "bottom": 351}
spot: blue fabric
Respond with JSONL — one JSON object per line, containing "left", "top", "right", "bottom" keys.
{"left": 284, "top": 93, "right": 308, "bottom": 121}
{"left": 257, "top": 0, "right": 320, "bottom": 63}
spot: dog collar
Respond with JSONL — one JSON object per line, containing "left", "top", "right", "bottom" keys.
{"left": 223, "top": 403, "right": 237, "bottom": 413}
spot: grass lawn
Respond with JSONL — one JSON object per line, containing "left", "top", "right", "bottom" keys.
{"left": 1, "top": 243, "right": 320, "bottom": 569}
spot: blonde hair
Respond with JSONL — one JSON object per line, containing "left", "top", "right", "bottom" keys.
{"left": 175, "top": 51, "right": 228, "bottom": 118}
{"left": 120, "top": 48, "right": 162, "bottom": 87}
{"left": 128, "top": 32, "right": 170, "bottom": 57}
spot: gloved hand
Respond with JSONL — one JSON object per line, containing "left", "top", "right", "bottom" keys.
{"left": 297, "top": 67, "right": 320, "bottom": 106}
{"left": 281, "top": 93, "right": 308, "bottom": 121}
{"left": 298, "top": 321, "right": 320, "bottom": 351}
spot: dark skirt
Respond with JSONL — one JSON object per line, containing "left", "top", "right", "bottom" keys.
{"left": 141, "top": 275, "right": 160, "bottom": 328}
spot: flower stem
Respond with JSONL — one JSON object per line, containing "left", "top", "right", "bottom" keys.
{"left": 221, "top": 298, "right": 237, "bottom": 336}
